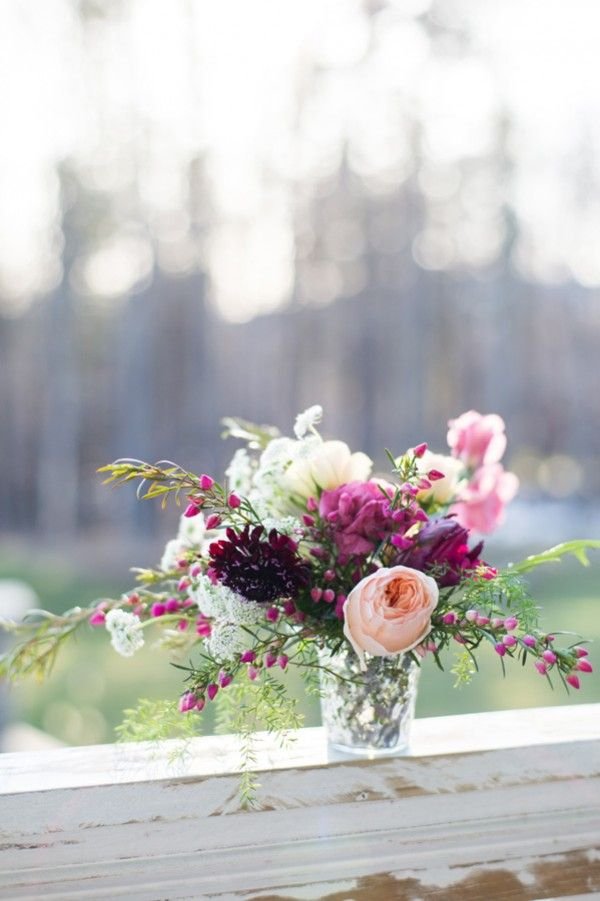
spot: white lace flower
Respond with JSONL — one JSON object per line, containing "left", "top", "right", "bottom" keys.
{"left": 207, "top": 622, "right": 246, "bottom": 661}
{"left": 192, "top": 574, "right": 232, "bottom": 619}
{"left": 105, "top": 609, "right": 144, "bottom": 657}
{"left": 262, "top": 515, "right": 302, "bottom": 537}
{"left": 293, "top": 404, "right": 323, "bottom": 439}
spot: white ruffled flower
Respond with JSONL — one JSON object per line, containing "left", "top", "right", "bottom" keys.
{"left": 207, "top": 622, "right": 246, "bottom": 662}
{"left": 416, "top": 451, "right": 465, "bottom": 505}
{"left": 105, "top": 609, "right": 144, "bottom": 657}
{"left": 293, "top": 404, "right": 323, "bottom": 439}
{"left": 284, "top": 440, "right": 372, "bottom": 498}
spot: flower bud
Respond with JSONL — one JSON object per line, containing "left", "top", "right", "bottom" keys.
{"left": 264, "top": 652, "right": 277, "bottom": 668}
{"left": 306, "top": 496, "right": 318, "bottom": 512}
{"left": 322, "top": 589, "right": 335, "bottom": 603}
{"left": 566, "top": 674, "right": 580, "bottom": 689}
{"left": 534, "top": 661, "right": 547, "bottom": 675}
{"left": 442, "top": 611, "right": 456, "bottom": 625}
{"left": 494, "top": 643, "right": 506, "bottom": 656}
{"left": 428, "top": 469, "right": 445, "bottom": 481}
{"left": 218, "top": 671, "right": 233, "bottom": 688}
{"left": 502, "top": 634, "right": 517, "bottom": 647}
{"left": 265, "top": 606, "right": 279, "bottom": 622}
{"left": 310, "top": 587, "right": 323, "bottom": 602}
{"left": 277, "top": 655, "right": 289, "bottom": 670}
{"left": 504, "top": 616, "right": 518, "bottom": 631}
{"left": 151, "top": 602, "right": 166, "bottom": 617}
{"left": 576, "top": 659, "right": 593, "bottom": 673}
{"left": 240, "top": 649, "right": 256, "bottom": 664}
{"left": 205, "top": 513, "right": 221, "bottom": 530}
{"left": 522, "top": 635, "right": 537, "bottom": 648}
{"left": 542, "top": 649, "right": 557, "bottom": 665}
{"left": 199, "top": 474, "right": 215, "bottom": 490}
{"left": 207, "top": 683, "right": 219, "bottom": 701}
{"left": 228, "top": 492, "right": 241, "bottom": 509}
{"left": 575, "top": 647, "right": 589, "bottom": 658}
{"left": 413, "top": 442, "right": 428, "bottom": 458}
{"left": 184, "top": 503, "right": 201, "bottom": 518}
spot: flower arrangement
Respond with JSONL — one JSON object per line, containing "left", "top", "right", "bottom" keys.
{"left": 1, "top": 407, "right": 597, "bottom": 787}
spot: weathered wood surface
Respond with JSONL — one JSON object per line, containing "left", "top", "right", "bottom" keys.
{"left": 1, "top": 705, "right": 599, "bottom": 900}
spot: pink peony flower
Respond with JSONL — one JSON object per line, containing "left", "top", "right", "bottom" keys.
{"left": 451, "top": 464, "right": 519, "bottom": 534}
{"left": 447, "top": 410, "right": 508, "bottom": 468}
{"left": 343, "top": 565, "right": 439, "bottom": 665}
{"left": 319, "top": 481, "right": 404, "bottom": 562}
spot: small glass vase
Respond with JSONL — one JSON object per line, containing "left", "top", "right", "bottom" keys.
{"left": 319, "top": 645, "right": 420, "bottom": 756}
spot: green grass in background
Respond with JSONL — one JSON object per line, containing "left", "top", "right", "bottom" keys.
{"left": 1, "top": 553, "right": 598, "bottom": 746}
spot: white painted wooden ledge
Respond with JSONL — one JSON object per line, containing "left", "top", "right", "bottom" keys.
{"left": 1, "top": 704, "right": 599, "bottom": 900}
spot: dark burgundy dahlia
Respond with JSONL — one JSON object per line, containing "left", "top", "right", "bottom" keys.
{"left": 208, "top": 526, "right": 310, "bottom": 602}
{"left": 394, "top": 516, "right": 484, "bottom": 587}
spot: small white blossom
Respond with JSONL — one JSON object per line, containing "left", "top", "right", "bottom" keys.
{"left": 160, "top": 538, "right": 185, "bottom": 573}
{"left": 177, "top": 512, "right": 207, "bottom": 548}
{"left": 293, "top": 404, "right": 323, "bottom": 439}
{"left": 225, "top": 448, "right": 255, "bottom": 495}
{"left": 207, "top": 622, "right": 246, "bottom": 661}
{"left": 105, "top": 609, "right": 144, "bottom": 657}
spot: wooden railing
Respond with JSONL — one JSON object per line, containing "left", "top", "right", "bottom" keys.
{"left": 1, "top": 704, "right": 599, "bottom": 900}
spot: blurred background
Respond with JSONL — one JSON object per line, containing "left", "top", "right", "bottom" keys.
{"left": 0, "top": 0, "right": 599, "bottom": 750}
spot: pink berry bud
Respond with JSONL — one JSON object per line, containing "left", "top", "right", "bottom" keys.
{"left": 196, "top": 621, "right": 212, "bottom": 637}
{"left": 324, "top": 569, "right": 335, "bottom": 582}
{"left": 494, "top": 643, "right": 506, "bottom": 656}
{"left": 306, "top": 496, "right": 318, "bottom": 512}
{"left": 476, "top": 615, "right": 490, "bottom": 627}
{"left": 417, "top": 478, "right": 432, "bottom": 491}
{"left": 151, "top": 602, "right": 166, "bottom": 617}
{"left": 177, "top": 577, "right": 189, "bottom": 593}
{"left": 89, "top": 608, "right": 106, "bottom": 626}
{"left": 228, "top": 492, "right": 241, "bottom": 509}
{"left": 199, "top": 474, "right": 214, "bottom": 491}
{"left": 413, "top": 442, "right": 428, "bottom": 458}
{"left": 240, "top": 650, "right": 256, "bottom": 663}
{"left": 189, "top": 563, "right": 202, "bottom": 578}
{"left": 504, "top": 616, "right": 518, "bottom": 631}
{"left": 205, "top": 513, "right": 221, "bottom": 530}
{"left": 177, "top": 619, "right": 188, "bottom": 631}
{"left": 165, "top": 598, "right": 180, "bottom": 613}
{"left": 575, "top": 647, "right": 589, "bottom": 658}
{"left": 266, "top": 606, "right": 279, "bottom": 622}
{"left": 218, "top": 671, "right": 233, "bottom": 688}
{"left": 428, "top": 469, "right": 445, "bottom": 481}
{"left": 566, "top": 674, "right": 580, "bottom": 689}
{"left": 465, "top": 609, "right": 478, "bottom": 623}
{"left": 323, "top": 589, "right": 335, "bottom": 603}
{"left": 302, "top": 514, "right": 315, "bottom": 527}
{"left": 576, "top": 659, "right": 593, "bottom": 673}
{"left": 534, "top": 661, "right": 548, "bottom": 675}
{"left": 310, "top": 547, "right": 327, "bottom": 560}
{"left": 195, "top": 697, "right": 206, "bottom": 712}
{"left": 282, "top": 600, "right": 296, "bottom": 616}
{"left": 277, "top": 654, "right": 289, "bottom": 670}
{"left": 491, "top": 616, "right": 504, "bottom": 629}
{"left": 502, "top": 634, "right": 517, "bottom": 647}
{"left": 542, "top": 649, "right": 557, "bottom": 665}
{"left": 184, "top": 503, "right": 201, "bottom": 518}
{"left": 310, "top": 587, "right": 323, "bottom": 602}
{"left": 264, "top": 652, "right": 277, "bottom": 668}
{"left": 207, "top": 683, "right": 219, "bottom": 701}
{"left": 178, "top": 692, "right": 197, "bottom": 713}
{"left": 522, "top": 634, "right": 537, "bottom": 648}
{"left": 247, "top": 666, "right": 259, "bottom": 681}
{"left": 442, "top": 612, "right": 456, "bottom": 625}
{"left": 454, "top": 633, "right": 467, "bottom": 644}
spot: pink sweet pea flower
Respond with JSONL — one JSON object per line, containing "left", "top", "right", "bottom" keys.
{"left": 451, "top": 464, "right": 519, "bottom": 534}
{"left": 447, "top": 411, "right": 508, "bottom": 468}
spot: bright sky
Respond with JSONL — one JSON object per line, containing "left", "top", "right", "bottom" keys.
{"left": 1, "top": 0, "right": 600, "bottom": 319}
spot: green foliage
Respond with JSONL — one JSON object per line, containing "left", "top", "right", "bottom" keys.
{"left": 512, "top": 540, "right": 600, "bottom": 573}
{"left": 115, "top": 698, "right": 202, "bottom": 743}
{"left": 220, "top": 416, "right": 280, "bottom": 449}
{"left": 461, "top": 570, "right": 540, "bottom": 632}
{"left": 0, "top": 606, "right": 95, "bottom": 682}
{"left": 451, "top": 648, "right": 478, "bottom": 687}
{"left": 213, "top": 673, "right": 303, "bottom": 808}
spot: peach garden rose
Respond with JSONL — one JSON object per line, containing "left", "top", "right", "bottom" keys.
{"left": 343, "top": 565, "right": 439, "bottom": 667}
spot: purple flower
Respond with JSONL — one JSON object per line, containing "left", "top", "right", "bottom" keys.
{"left": 208, "top": 526, "right": 310, "bottom": 602}
{"left": 394, "top": 516, "right": 484, "bottom": 587}
{"left": 319, "top": 481, "right": 416, "bottom": 562}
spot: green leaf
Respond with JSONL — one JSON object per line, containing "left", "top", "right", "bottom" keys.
{"left": 511, "top": 540, "right": 600, "bottom": 574}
